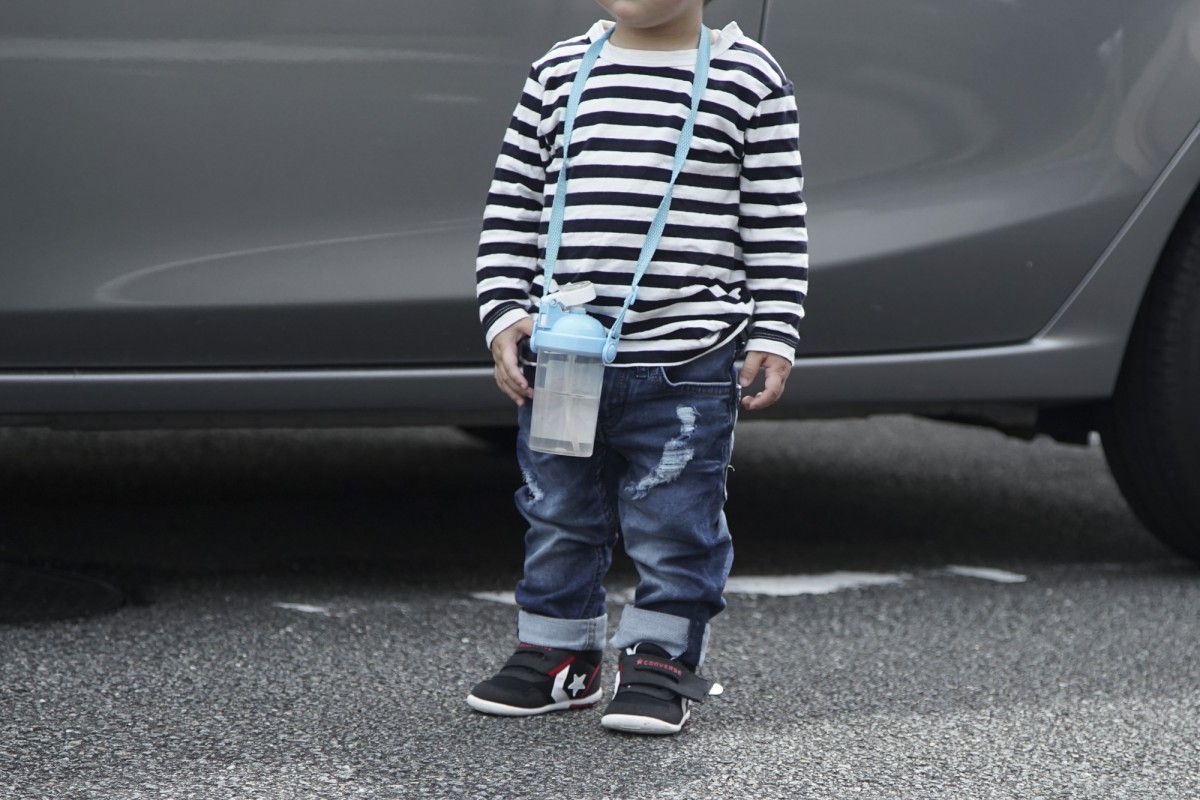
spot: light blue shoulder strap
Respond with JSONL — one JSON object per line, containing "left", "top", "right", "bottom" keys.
{"left": 540, "top": 26, "right": 711, "bottom": 364}
{"left": 540, "top": 28, "right": 613, "bottom": 298}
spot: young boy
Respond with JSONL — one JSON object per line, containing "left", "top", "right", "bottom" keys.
{"left": 470, "top": 0, "right": 806, "bottom": 735}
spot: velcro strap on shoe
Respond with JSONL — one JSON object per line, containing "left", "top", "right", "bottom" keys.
{"left": 499, "top": 647, "right": 571, "bottom": 680}
{"left": 617, "top": 651, "right": 715, "bottom": 703}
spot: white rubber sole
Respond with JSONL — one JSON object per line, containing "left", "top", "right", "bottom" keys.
{"left": 466, "top": 689, "right": 602, "bottom": 717}
{"left": 600, "top": 710, "right": 689, "bottom": 735}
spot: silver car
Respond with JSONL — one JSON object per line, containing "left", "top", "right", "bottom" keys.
{"left": 3, "top": 1, "right": 1199, "bottom": 559}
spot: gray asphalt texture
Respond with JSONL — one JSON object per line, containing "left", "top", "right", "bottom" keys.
{"left": 1, "top": 417, "right": 1197, "bottom": 799}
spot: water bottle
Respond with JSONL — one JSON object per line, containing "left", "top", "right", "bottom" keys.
{"left": 528, "top": 282, "right": 608, "bottom": 457}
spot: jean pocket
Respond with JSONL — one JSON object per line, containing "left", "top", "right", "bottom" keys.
{"left": 658, "top": 357, "right": 736, "bottom": 397}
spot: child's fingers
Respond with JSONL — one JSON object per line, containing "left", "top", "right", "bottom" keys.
{"left": 494, "top": 365, "right": 529, "bottom": 405}
{"left": 741, "top": 388, "right": 776, "bottom": 411}
{"left": 489, "top": 319, "right": 535, "bottom": 405}
{"left": 738, "top": 351, "right": 765, "bottom": 388}
{"left": 741, "top": 383, "right": 780, "bottom": 410}
{"left": 494, "top": 350, "right": 531, "bottom": 405}
{"left": 506, "top": 364, "right": 533, "bottom": 404}
{"left": 740, "top": 354, "right": 790, "bottom": 411}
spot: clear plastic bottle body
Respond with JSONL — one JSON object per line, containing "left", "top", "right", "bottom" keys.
{"left": 528, "top": 347, "right": 605, "bottom": 457}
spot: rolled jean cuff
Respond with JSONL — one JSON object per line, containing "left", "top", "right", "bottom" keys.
{"left": 610, "top": 606, "right": 711, "bottom": 668}
{"left": 517, "top": 610, "right": 608, "bottom": 652}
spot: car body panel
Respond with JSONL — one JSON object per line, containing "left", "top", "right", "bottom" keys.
{"left": 772, "top": 0, "right": 1200, "bottom": 356}
{"left": 0, "top": 1, "right": 759, "bottom": 368}
{"left": 2, "top": 1, "right": 1200, "bottom": 424}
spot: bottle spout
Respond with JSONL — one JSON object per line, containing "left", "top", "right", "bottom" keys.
{"left": 541, "top": 281, "right": 597, "bottom": 310}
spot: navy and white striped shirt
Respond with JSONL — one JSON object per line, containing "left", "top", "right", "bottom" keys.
{"left": 477, "top": 20, "right": 807, "bottom": 366}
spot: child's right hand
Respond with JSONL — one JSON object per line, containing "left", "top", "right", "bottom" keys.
{"left": 490, "top": 318, "right": 535, "bottom": 406}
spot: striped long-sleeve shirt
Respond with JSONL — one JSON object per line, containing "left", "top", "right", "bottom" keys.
{"left": 476, "top": 20, "right": 807, "bottom": 366}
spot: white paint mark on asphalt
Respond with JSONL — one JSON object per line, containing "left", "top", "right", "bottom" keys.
{"left": 469, "top": 591, "right": 518, "bottom": 605}
{"left": 945, "top": 566, "right": 1028, "bottom": 583}
{"left": 609, "top": 588, "right": 636, "bottom": 604}
{"left": 469, "top": 567, "right": 1033, "bottom": 606}
{"left": 469, "top": 588, "right": 640, "bottom": 605}
{"left": 274, "top": 602, "right": 334, "bottom": 615}
{"left": 724, "top": 572, "right": 909, "bottom": 596}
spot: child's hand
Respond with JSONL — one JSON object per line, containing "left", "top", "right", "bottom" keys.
{"left": 738, "top": 351, "right": 792, "bottom": 411}
{"left": 490, "top": 318, "right": 535, "bottom": 406}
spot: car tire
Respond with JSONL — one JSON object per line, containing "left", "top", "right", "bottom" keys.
{"left": 1100, "top": 197, "right": 1200, "bottom": 561}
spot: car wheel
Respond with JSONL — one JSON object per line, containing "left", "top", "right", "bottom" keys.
{"left": 1100, "top": 197, "right": 1200, "bottom": 561}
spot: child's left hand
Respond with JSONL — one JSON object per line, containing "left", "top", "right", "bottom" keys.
{"left": 738, "top": 351, "right": 792, "bottom": 411}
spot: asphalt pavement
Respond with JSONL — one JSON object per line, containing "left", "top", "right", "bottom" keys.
{"left": 1, "top": 417, "right": 1197, "bottom": 798}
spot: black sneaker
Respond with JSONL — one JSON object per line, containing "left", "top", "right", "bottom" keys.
{"left": 467, "top": 644, "right": 603, "bottom": 716}
{"left": 600, "top": 644, "right": 721, "bottom": 735}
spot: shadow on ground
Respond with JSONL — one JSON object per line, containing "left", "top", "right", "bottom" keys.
{"left": 0, "top": 417, "right": 1171, "bottom": 600}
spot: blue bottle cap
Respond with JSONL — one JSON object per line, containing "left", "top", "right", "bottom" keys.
{"left": 536, "top": 310, "right": 608, "bottom": 358}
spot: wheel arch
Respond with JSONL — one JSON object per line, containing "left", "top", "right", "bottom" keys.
{"left": 1039, "top": 117, "right": 1200, "bottom": 396}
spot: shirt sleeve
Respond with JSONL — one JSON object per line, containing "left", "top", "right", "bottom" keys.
{"left": 476, "top": 68, "right": 548, "bottom": 348}
{"left": 739, "top": 79, "right": 808, "bottom": 364}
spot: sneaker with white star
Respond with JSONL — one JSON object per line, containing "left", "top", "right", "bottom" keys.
{"left": 467, "top": 644, "right": 603, "bottom": 716}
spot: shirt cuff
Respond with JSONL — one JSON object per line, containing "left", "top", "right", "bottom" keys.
{"left": 484, "top": 308, "right": 536, "bottom": 350}
{"left": 743, "top": 337, "right": 796, "bottom": 365}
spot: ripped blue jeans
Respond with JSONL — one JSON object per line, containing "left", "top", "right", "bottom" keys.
{"left": 513, "top": 339, "right": 739, "bottom": 669}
